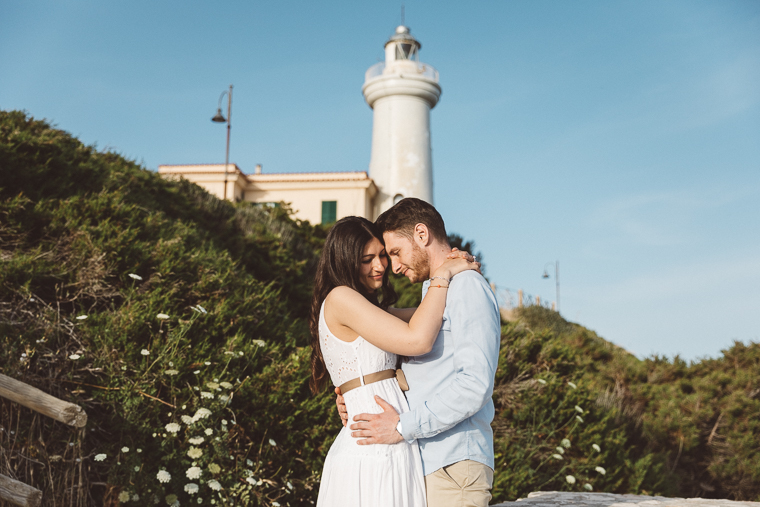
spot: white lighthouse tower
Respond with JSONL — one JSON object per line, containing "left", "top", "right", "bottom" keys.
{"left": 362, "top": 26, "right": 442, "bottom": 217}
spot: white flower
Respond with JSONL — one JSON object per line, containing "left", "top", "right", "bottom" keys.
{"left": 76, "top": 315, "right": 88, "bottom": 320}
{"left": 574, "top": 405, "right": 584, "bottom": 414}
{"left": 132, "top": 494, "right": 140, "bottom": 501}
{"left": 197, "top": 499, "right": 202, "bottom": 505}
{"left": 206, "top": 382, "right": 219, "bottom": 390}
{"left": 555, "top": 446, "right": 564, "bottom": 454}
{"left": 204, "top": 428, "right": 213, "bottom": 436}
{"left": 181, "top": 415, "right": 195, "bottom": 425}
{"left": 219, "top": 395, "right": 229, "bottom": 402}
{"left": 189, "top": 437, "right": 204, "bottom": 445}
{"left": 595, "top": 466, "right": 606, "bottom": 475}
{"left": 196, "top": 305, "right": 207, "bottom": 314}
{"left": 246, "top": 459, "right": 254, "bottom": 467}
{"left": 118, "top": 490, "right": 130, "bottom": 502}
{"left": 165, "top": 423, "right": 181, "bottom": 434}
{"left": 246, "top": 477, "right": 256, "bottom": 485}
{"left": 253, "top": 340, "right": 265, "bottom": 347}
{"left": 134, "top": 466, "right": 140, "bottom": 472}
{"left": 157, "top": 313, "right": 170, "bottom": 320}
{"left": 94, "top": 453, "right": 106, "bottom": 461}
{"left": 592, "top": 443, "right": 601, "bottom": 452}
{"left": 141, "top": 349, "right": 150, "bottom": 356}
{"left": 221, "top": 419, "right": 227, "bottom": 426}
{"left": 69, "top": 354, "right": 81, "bottom": 360}
{"left": 193, "top": 370, "right": 200, "bottom": 375}
{"left": 200, "top": 391, "right": 214, "bottom": 399}
{"left": 561, "top": 439, "right": 571, "bottom": 448}
{"left": 157, "top": 470, "right": 171, "bottom": 483}
{"left": 137, "top": 449, "right": 142, "bottom": 453}
{"left": 121, "top": 447, "right": 129, "bottom": 453}
{"left": 207, "top": 479, "right": 221, "bottom": 491}
{"left": 208, "top": 463, "right": 221, "bottom": 474}
{"left": 204, "top": 361, "right": 211, "bottom": 366}
{"left": 186, "top": 466, "right": 202, "bottom": 479}
{"left": 576, "top": 415, "right": 584, "bottom": 423}
{"left": 193, "top": 408, "right": 212, "bottom": 421}
{"left": 552, "top": 454, "right": 563, "bottom": 460}
{"left": 219, "top": 382, "right": 233, "bottom": 389}
{"left": 566, "top": 475, "right": 576, "bottom": 484}
{"left": 187, "top": 447, "right": 203, "bottom": 459}
{"left": 537, "top": 378, "right": 547, "bottom": 385}
{"left": 128, "top": 273, "right": 143, "bottom": 280}
{"left": 185, "top": 483, "right": 199, "bottom": 494}
{"left": 287, "top": 481, "right": 293, "bottom": 490}
{"left": 584, "top": 483, "right": 594, "bottom": 491}
{"left": 567, "top": 381, "right": 577, "bottom": 389}
{"left": 238, "top": 351, "right": 243, "bottom": 356}
{"left": 164, "top": 369, "right": 179, "bottom": 376}
{"left": 272, "top": 503, "right": 280, "bottom": 507}
{"left": 268, "top": 438, "right": 276, "bottom": 447}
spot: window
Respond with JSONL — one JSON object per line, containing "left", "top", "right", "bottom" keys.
{"left": 321, "top": 201, "right": 337, "bottom": 224}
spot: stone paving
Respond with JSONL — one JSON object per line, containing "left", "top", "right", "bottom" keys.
{"left": 493, "top": 492, "right": 760, "bottom": 507}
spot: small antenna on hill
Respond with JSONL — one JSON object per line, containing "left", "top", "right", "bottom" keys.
{"left": 401, "top": 4, "right": 405, "bottom": 25}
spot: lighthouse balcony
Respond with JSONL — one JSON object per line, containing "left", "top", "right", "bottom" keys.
{"left": 365, "top": 61, "right": 439, "bottom": 83}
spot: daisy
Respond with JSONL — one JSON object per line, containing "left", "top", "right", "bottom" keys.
{"left": 566, "top": 475, "right": 576, "bottom": 484}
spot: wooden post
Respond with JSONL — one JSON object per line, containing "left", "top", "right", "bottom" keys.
{"left": 536, "top": 295, "right": 541, "bottom": 306}
{"left": 0, "top": 374, "right": 87, "bottom": 427}
{"left": 552, "top": 302, "right": 556, "bottom": 311}
{"left": 518, "top": 289, "right": 523, "bottom": 308}
{"left": 0, "top": 474, "right": 42, "bottom": 507}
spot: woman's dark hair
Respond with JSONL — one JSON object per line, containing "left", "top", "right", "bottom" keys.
{"left": 309, "top": 216, "right": 397, "bottom": 393}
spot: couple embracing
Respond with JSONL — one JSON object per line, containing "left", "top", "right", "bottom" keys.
{"left": 308, "top": 198, "right": 501, "bottom": 507}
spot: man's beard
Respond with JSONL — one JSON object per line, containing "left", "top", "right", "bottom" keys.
{"left": 407, "top": 243, "right": 431, "bottom": 283}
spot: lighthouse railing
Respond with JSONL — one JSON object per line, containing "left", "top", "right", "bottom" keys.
{"left": 364, "top": 62, "right": 439, "bottom": 83}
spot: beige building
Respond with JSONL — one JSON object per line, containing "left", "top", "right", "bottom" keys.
{"left": 158, "top": 164, "right": 378, "bottom": 224}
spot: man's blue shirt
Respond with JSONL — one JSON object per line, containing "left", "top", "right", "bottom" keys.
{"left": 398, "top": 270, "right": 501, "bottom": 475}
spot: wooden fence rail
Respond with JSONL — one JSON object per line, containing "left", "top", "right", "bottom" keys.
{"left": 0, "top": 372, "right": 88, "bottom": 506}
{"left": 0, "top": 373, "right": 86, "bottom": 427}
{"left": 0, "top": 474, "right": 42, "bottom": 507}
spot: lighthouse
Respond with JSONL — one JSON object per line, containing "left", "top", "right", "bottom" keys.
{"left": 363, "top": 26, "right": 442, "bottom": 217}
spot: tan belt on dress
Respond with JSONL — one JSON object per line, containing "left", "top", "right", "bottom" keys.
{"left": 338, "top": 368, "right": 409, "bottom": 394}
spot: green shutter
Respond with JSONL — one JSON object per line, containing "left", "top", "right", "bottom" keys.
{"left": 321, "top": 201, "right": 337, "bottom": 224}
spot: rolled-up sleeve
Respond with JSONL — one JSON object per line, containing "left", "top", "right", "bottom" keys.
{"left": 399, "top": 274, "right": 500, "bottom": 440}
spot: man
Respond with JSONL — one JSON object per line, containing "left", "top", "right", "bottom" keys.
{"left": 341, "top": 198, "right": 501, "bottom": 507}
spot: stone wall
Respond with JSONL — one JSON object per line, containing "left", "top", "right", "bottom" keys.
{"left": 493, "top": 492, "right": 759, "bottom": 507}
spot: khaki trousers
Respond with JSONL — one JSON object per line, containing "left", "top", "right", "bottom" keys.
{"left": 424, "top": 460, "right": 494, "bottom": 507}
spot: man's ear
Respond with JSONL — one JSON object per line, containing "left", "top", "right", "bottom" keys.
{"left": 413, "top": 223, "right": 431, "bottom": 247}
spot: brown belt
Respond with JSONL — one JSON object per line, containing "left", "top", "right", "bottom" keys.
{"left": 338, "top": 368, "right": 409, "bottom": 394}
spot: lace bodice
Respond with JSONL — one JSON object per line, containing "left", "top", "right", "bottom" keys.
{"left": 319, "top": 301, "right": 397, "bottom": 388}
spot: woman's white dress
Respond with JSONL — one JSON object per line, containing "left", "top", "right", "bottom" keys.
{"left": 316, "top": 302, "right": 426, "bottom": 507}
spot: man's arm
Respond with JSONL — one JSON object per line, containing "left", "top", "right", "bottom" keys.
{"left": 398, "top": 274, "right": 500, "bottom": 440}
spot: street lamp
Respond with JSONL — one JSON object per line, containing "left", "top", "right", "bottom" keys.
{"left": 542, "top": 260, "right": 560, "bottom": 312}
{"left": 211, "top": 85, "right": 233, "bottom": 200}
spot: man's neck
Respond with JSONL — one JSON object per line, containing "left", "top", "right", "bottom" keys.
{"left": 427, "top": 242, "right": 452, "bottom": 277}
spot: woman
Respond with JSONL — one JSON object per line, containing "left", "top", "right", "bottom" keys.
{"left": 309, "top": 216, "right": 478, "bottom": 506}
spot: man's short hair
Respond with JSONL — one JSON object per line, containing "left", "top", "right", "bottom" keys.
{"left": 375, "top": 198, "right": 448, "bottom": 244}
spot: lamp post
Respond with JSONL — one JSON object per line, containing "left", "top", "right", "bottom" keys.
{"left": 542, "top": 260, "right": 560, "bottom": 312}
{"left": 211, "top": 85, "right": 233, "bottom": 200}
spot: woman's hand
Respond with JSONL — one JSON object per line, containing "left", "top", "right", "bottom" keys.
{"left": 432, "top": 252, "right": 481, "bottom": 281}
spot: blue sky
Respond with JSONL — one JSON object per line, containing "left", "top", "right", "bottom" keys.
{"left": 2, "top": 1, "right": 758, "bottom": 360}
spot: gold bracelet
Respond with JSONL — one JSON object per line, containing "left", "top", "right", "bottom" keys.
{"left": 430, "top": 283, "right": 449, "bottom": 289}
